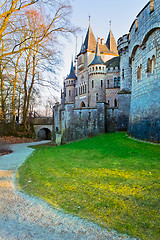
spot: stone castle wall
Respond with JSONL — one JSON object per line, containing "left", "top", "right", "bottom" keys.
{"left": 120, "top": 0, "right": 160, "bottom": 142}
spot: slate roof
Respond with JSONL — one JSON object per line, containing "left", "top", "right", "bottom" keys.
{"left": 106, "top": 56, "right": 120, "bottom": 69}
{"left": 88, "top": 42, "right": 105, "bottom": 66}
{"left": 106, "top": 30, "right": 118, "bottom": 54}
{"left": 66, "top": 61, "right": 77, "bottom": 80}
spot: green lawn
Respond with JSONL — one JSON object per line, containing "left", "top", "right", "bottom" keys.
{"left": 17, "top": 132, "right": 160, "bottom": 240}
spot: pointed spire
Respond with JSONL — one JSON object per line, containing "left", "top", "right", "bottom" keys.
{"left": 66, "top": 60, "right": 77, "bottom": 80}
{"left": 88, "top": 40, "right": 105, "bottom": 66}
{"left": 106, "top": 27, "right": 118, "bottom": 54}
{"left": 95, "top": 38, "right": 100, "bottom": 56}
{"left": 78, "top": 21, "right": 96, "bottom": 55}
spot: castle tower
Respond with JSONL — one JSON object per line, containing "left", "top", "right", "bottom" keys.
{"left": 88, "top": 39, "right": 106, "bottom": 107}
{"left": 117, "top": 34, "right": 132, "bottom": 130}
{"left": 64, "top": 60, "right": 77, "bottom": 104}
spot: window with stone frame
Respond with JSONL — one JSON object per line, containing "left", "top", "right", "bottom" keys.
{"left": 114, "top": 99, "right": 118, "bottom": 107}
{"left": 118, "top": 77, "right": 120, "bottom": 87}
{"left": 92, "top": 80, "right": 94, "bottom": 88}
{"left": 69, "top": 90, "right": 71, "bottom": 96}
{"left": 150, "top": 0, "right": 154, "bottom": 12}
{"left": 122, "top": 69, "right": 124, "bottom": 79}
{"left": 137, "top": 64, "right": 142, "bottom": 80}
{"left": 114, "top": 77, "right": 118, "bottom": 87}
{"left": 107, "top": 80, "right": 110, "bottom": 88}
{"left": 85, "top": 84, "right": 87, "bottom": 93}
{"left": 147, "top": 55, "right": 155, "bottom": 74}
{"left": 101, "top": 80, "right": 103, "bottom": 88}
{"left": 96, "top": 93, "right": 98, "bottom": 101}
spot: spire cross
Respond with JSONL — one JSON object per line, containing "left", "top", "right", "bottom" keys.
{"left": 109, "top": 20, "right": 112, "bottom": 29}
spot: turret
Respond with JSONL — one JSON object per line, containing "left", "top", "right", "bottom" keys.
{"left": 88, "top": 40, "right": 106, "bottom": 107}
{"left": 117, "top": 34, "right": 132, "bottom": 130}
{"left": 117, "top": 34, "right": 132, "bottom": 91}
{"left": 64, "top": 61, "right": 77, "bottom": 104}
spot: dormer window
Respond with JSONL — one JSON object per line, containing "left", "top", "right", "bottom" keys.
{"left": 150, "top": 0, "right": 154, "bottom": 12}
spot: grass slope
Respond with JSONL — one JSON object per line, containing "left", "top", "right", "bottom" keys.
{"left": 18, "top": 132, "right": 160, "bottom": 240}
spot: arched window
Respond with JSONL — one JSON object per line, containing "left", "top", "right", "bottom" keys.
{"left": 75, "top": 88, "right": 78, "bottom": 96}
{"left": 79, "top": 87, "right": 81, "bottom": 95}
{"left": 99, "top": 66, "right": 101, "bottom": 70}
{"left": 114, "top": 77, "right": 118, "bottom": 87}
{"left": 118, "top": 77, "right": 120, "bottom": 87}
{"left": 114, "top": 99, "right": 118, "bottom": 107}
{"left": 92, "top": 80, "right": 94, "bottom": 88}
{"left": 137, "top": 64, "right": 142, "bottom": 80}
{"left": 92, "top": 67, "right": 94, "bottom": 71}
{"left": 85, "top": 84, "right": 87, "bottom": 93}
{"left": 80, "top": 101, "right": 85, "bottom": 108}
{"left": 96, "top": 66, "right": 98, "bottom": 70}
{"left": 83, "top": 85, "right": 85, "bottom": 93}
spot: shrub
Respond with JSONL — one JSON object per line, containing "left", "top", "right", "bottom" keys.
{"left": 0, "top": 142, "right": 11, "bottom": 154}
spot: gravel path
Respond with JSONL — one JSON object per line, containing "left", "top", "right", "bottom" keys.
{"left": 0, "top": 142, "right": 137, "bottom": 240}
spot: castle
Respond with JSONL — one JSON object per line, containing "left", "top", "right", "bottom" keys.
{"left": 53, "top": 0, "right": 160, "bottom": 144}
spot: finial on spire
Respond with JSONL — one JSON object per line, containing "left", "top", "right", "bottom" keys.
{"left": 109, "top": 20, "right": 112, "bottom": 30}
{"left": 89, "top": 14, "right": 91, "bottom": 23}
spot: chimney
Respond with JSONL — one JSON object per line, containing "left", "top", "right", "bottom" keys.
{"left": 101, "top": 38, "right": 104, "bottom": 44}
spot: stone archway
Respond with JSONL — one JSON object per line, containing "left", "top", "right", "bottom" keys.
{"left": 37, "top": 128, "right": 51, "bottom": 140}
{"left": 80, "top": 101, "right": 86, "bottom": 108}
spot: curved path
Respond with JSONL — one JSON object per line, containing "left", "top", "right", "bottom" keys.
{"left": 0, "top": 142, "right": 137, "bottom": 240}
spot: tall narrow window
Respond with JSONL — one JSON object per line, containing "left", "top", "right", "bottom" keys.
{"left": 114, "top": 77, "right": 118, "bottom": 87}
{"left": 75, "top": 88, "right": 77, "bottom": 96}
{"left": 122, "top": 69, "right": 124, "bottom": 79}
{"left": 135, "top": 19, "right": 138, "bottom": 30}
{"left": 85, "top": 84, "right": 87, "bottom": 93}
{"left": 137, "top": 64, "right": 142, "bottom": 80}
{"left": 107, "top": 80, "right": 110, "bottom": 88}
{"left": 69, "top": 90, "right": 71, "bottom": 96}
{"left": 101, "top": 80, "right": 103, "bottom": 88}
{"left": 79, "top": 87, "right": 81, "bottom": 95}
{"left": 150, "top": 0, "right": 154, "bottom": 12}
{"left": 147, "top": 55, "right": 156, "bottom": 74}
{"left": 83, "top": 85, "right": 84, "bottom": 93}
{"left": 118, "top": 77, "right": 120, "bottom": 87}
{"left": 92, "top": 80, "right": 94, "bottom": 88}
{"left": 152, "top": 55, "right": 155, "bottom": 72}
{"left": 96, "top": 93, "right": 98, "bottom": 101}
{"left": 114, "top": 99, "right": 118, "bottom": 107}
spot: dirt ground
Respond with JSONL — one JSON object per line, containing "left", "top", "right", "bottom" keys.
{"left": 0, "top": 136, "right": 38, "bottom": 144}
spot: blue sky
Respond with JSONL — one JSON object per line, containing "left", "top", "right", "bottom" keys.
{"left": 60, "top": 0, "right": 148, "bottom": 82}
